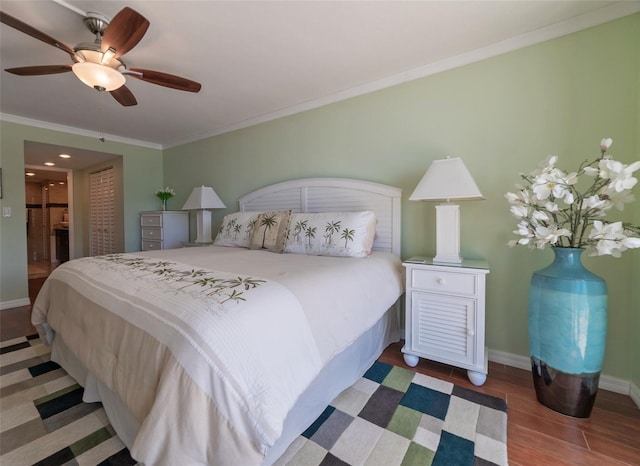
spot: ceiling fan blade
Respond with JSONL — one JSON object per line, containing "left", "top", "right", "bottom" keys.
{"left": 6, "top": 65, "right": 72, "bottom": 76}
{"left": 110, "top": 85, "right": 137, "bottom": 106}
{"left": 101, "top": 7, "right": 149, "bottom": 58}
{"left": 128, "top": 68, "right": 202, "bottom": 93}
{"left": 0, "top": 11, "right": 75, "bottom": 57}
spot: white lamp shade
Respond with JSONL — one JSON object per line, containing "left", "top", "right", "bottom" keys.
{"left": 181, "top": 186, "right": 226, "bottom": 210}
{"left": 409, "top": 157, "right": 483, "bottom": 201}
{"left": 71, "top": 62, "right": 126, "bottom": 91}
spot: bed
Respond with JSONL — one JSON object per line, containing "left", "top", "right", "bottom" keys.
{"left": 32, "top": 177, "right": 404, "bottom": 465}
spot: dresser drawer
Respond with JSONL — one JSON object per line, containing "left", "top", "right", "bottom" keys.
{"left": 141, "top": 214, "right": 162, "bottom": 227}
{"left": 411, "top": 268, "right": 477, "bottom": 296}
{"left": 142, "top": 227, "right": 163, "bottom": 240}
{"left": 140, "top": 211, "right": 188, "bottom": 251}
{"left": 141, "top": 239, "right": 162, "bottom": 251}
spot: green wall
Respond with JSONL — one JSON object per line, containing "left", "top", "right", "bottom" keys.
{"left": 164, "top": 14, "right": 639, "bottom": 383}
{"left": 0, "top": 14, "right": 637, "bottom": 388}
{"left": 0, "top": 121, "right": 163, "bottom": 304}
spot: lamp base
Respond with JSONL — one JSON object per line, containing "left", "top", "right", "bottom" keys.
{"left": 434, "top": 203, "right": 462, "bottom": 264}
{"left": 194, "top": 209, "right": 213, "bottom": 243}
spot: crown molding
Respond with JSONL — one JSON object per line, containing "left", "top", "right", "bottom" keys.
{"left": 169, "top": 1, "right": 640, "bottom": 148}
{"left": 0, "top": 113, "right": 162, "bottom": 150}
{"left": 3, "top": 1, "right": 638, "bottom": 150}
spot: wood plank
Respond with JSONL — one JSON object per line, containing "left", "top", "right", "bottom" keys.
{"left": 509, "top": 424, "right": 630, "bottom": 466}
{"left": 584, "top": 430, "right": 640, "bottom": 464}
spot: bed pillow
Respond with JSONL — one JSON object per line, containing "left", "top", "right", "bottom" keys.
{"left": 284, "top": 211, "right": 376, "bottom": 258}
{"left": 248, "top": 210, "right": 292, "bottom": 253}
{"left": 214, "top": 212, "right": 262, "bottom": 248}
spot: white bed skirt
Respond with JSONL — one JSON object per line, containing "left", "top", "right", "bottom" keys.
{"left": 50, "top": 302, "right": 400, "bottom": 465}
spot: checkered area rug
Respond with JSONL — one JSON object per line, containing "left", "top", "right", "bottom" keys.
{"left": 1, "top": 335, "right": 507, "bottom": 466}
{"left": 275, "top": 361, "right": 508, "bottom": 466}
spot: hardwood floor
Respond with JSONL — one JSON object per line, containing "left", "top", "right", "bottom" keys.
{"left": 2, "top": 277, "right": 639, "bottom": 465}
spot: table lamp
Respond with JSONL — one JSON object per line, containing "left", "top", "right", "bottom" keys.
{"left": 409, "top": 156, "right": 484, "bottom": 263}
{"left": 181, "top": 185, "right": 226, "bottom": 243}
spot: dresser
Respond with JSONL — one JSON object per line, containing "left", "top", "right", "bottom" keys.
{"left": 402, "top": 257, "right": 490, "bottom": 386}
{"left": 140, "top": 211, "right": 189, "bottom": 251}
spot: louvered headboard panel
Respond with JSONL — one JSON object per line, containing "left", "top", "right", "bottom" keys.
{"left": 238, "top": 178, "right": 402, "bottom": 256}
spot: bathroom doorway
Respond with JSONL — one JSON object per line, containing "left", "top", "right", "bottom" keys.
{"left": 25, "top": 167, "right": 71, "bottom": 278}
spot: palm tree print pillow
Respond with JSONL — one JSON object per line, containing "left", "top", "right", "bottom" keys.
{"left": 214, "top": 212, "right": 262, "bottom": 248}
{"left": 248, "top": 210, "right": 293, "bottom": 253}
{"left": 284, "top": 212, "right": 376, "bottom": 258}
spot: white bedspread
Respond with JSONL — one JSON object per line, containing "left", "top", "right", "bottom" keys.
{"left": 32, "top": 247, "right": 403, "bottom": 465}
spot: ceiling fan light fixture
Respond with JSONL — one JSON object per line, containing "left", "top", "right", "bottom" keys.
{"left": 72, "top": 61, "right": 125, "bottom": 91}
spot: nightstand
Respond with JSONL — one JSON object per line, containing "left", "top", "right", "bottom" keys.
{"left": 140, "top": 211, "right": 189, "bottom": 251}
{"left": 402, "top": 257, "right": 490, "bottom": 386}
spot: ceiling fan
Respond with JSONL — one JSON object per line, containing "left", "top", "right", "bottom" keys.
{"left": 0, "top": 5, "right": 201, "bottom": 107}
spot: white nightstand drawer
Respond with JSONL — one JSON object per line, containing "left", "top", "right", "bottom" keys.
{"left": 411, "top": 269, "right": 477, "bottom": 295}
{"left": 140, "top": 211, "right": 188, "bottom": 251}
{"left": 141, "top": 239, "right": 162, "bottom": 251}
{"left": 141, "top": 214, "right": 162, "bottom": 227}
{"left": 142, "top": 228, "right": 163, "bottom": 240}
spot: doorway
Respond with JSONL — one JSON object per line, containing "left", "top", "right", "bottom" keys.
{"left": 23, "top": 141, "right": 122, "bottom": 278}
{"left": 25, "top": 167, "right": 71, "bottom": 278}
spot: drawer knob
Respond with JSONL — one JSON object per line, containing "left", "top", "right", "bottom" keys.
{"left": 437, "top": 278, "right": 446, "bottom": 285}
{"left": 467, "top": 329, "right": 475, "bottom": 336}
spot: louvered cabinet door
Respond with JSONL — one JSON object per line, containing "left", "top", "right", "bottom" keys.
{"left": 401, "top": 259, "right": 490, "bottom": 386}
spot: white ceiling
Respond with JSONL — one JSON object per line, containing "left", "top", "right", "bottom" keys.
{"left": 1, "top": 0, "right": 638, "bottom": 152}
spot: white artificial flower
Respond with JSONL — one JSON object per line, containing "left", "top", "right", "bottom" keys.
{"left": 534, "top": 225, "right": 571, "bottom": 245}
{"left": 583, "top": 166, "right": 599, "bottom": 176}
{"left": 582, "top": 195, "right": 608, "bottom": 211}
{"left": 544, "top": 201, "right": 559, "bottom": 213}
{"left": 531, "top": 210, "right": 550, "bottom": 223}
{"left": 505, "top": 192, "right": 520, "bottom": 204}
{"left": 622, "top": 237, "right": 640, "bottom": 249}
{"left": 603, "top": 189, "right": 635, "bottom": 211}
{"left": 506, "top": 137, "right": 640, "bottom": 255}
{"left": 599, "top": 159, "right": 640, "bottom": 192}
{"left": 600, "top": 138, "right": 613, "bottom": 152}
{"left": 510, "top": 205, "right": 529, "bottom": 218}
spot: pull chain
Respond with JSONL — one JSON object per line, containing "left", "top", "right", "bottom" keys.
{"left": 98, "top": 89, "right": 105, "bottom": 142}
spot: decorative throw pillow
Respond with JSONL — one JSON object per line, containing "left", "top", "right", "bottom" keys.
{"left": 284, "top": 211, "right": 376, "bottom": 258}
{"left": 214, "top": 212, "right": 262, "bottom": 248}
{"left": 249, "top": 210, "right": 292, "bottom": 253}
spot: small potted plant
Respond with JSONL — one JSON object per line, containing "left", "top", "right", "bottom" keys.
{"left": 155, "top": 187, "right": 175, "bottom": 211}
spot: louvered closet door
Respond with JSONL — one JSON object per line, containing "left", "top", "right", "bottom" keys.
{"left": 89, "top": 167, "right": 115, "bottom": 256}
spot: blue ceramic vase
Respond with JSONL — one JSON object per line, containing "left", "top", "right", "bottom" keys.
{"left": 529, "top": 247, "right": 607, "bottom": 418}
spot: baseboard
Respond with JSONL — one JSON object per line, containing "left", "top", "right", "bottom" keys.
{"left": 488, "top": 348, "right": 639, "bottom": 408}
{"left": 0, "top": 298, "right": 31, "bottom": 310}
{"left": 631, "top": 382, "right": 640, "bottom": 408}
{"left": 488, "top": 349, "right": 531, "bottom": 371}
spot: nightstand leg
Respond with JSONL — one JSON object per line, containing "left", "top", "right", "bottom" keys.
{"left": 403, "top": 353, "right": 419, "bottom": 367}
{"left": 467, "top": 370, "right": 487, "bottom": 386}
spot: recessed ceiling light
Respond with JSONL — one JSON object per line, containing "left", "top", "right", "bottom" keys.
{"left": 59, "top": 154, "right": 71, "bottom": 159}
{"left": 26, "top": 172, "right": 35, "bottom": 176}
{"left": 44, "top": 162, "right": 55, "bottom": 166}
{"left": 59, "top": 181, "right": 65, "bottom": 185}
{"left": 49, "top": 183, "right": 55, "bottom": 186}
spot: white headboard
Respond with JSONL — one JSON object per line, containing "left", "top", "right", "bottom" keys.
{"left": 238, "top": 178, "right": 402, "bottom": 256}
